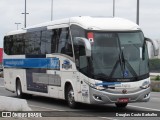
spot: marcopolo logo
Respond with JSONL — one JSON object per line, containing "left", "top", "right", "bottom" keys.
{"left": 62, "top": 59, "right": 72, "bottom": 70}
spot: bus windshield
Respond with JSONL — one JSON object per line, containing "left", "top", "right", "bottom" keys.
{"left": 90, "top": 31, "right": 149, "bottom": 82}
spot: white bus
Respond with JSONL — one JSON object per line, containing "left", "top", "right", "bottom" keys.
{"left": 3, "top": 16, "right": 158, "bottom": 108}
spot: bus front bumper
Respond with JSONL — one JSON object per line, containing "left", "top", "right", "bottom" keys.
{"left": 89, "top": 87, "right": 150, "bottom": 104}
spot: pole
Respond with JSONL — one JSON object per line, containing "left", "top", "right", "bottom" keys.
{"left": 22, "top": 0, "right": 29, "bottom": 28}
{"left": 51, "top": 0, "right": 53, "bottom": 21}
{"left": 25, "top": 0, "right": 26, "bottom": 27}
{"left": 136, "top": 0, "right": 139, "bottom": 25}
{"left": 113, "top": 0, "right": 115, "bottom": 17}
{"left": 15, "top": 23, "right": 21, "bottom": 30}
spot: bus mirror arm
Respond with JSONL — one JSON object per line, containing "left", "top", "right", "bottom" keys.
{"left": 145, "top": 37, "right": 159, "bottom": 56}
{"left": 75, "top": 37, "right": 91, "bottom": 56}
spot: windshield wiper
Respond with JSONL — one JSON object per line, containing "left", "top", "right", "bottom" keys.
{"left": 142, "top": 40, "right": 146, "bottom": 60}
{"left": 110, "top": 50, "right": 138, "bottom": 79}
{"left": 121, "top": 50, "right": 138, "bottom": 79}
{"left": 121, "top": 50, "right": 126, "bottom": 77}
{"left": 109, "top": 52, "right": 123, "bottom": 78}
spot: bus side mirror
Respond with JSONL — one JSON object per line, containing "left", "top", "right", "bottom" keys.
{"left": 145, "top": 38, "right": 159, "bottom": 56}
{"left": 75, "top": 37, "right": 91, "bottom": 56}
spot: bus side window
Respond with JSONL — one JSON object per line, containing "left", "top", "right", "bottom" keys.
{"left": 57, "top": 28, "right": 73, "bottom": 57}
{"left": 4, "top": 34, "right": 25, "bottom": 55}
{"left": 34, "top": 32, "right": 41, "bottom": 54}
{"left": 25, "top": 32, "right": 41, "bottom": 55}
{"left": 52, "top": 29, "right": 59, "bottom": 53}
{"left": 71, "top": 25, "right": 86, "bottom": 69}
{"left": 41, "top": 30, "right": 51, "bottom": 54}
{"left": 73, "top": 40, "right": 88, "bottom": 74}
{"left": 79, "top": 42, "right": 87, "bottom": 70}
{"left": 4, "top": 36, "right": 13, "bottom": 55}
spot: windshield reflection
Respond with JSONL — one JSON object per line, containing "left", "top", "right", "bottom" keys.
{"left": 90, "top": 31, "right": 149, "bottom": 81}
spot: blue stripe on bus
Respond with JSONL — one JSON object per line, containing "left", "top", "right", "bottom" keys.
{"left": 3, "top": 58, "right": 60, "bottom": 69}
{"left": 95, "top": 82, "right": 121, "bottom": 86}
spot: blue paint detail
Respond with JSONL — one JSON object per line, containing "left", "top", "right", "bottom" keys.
{"left": 123, "top": 70, "right": 129, "bottom": 77}
{"left": 3, "top": 58, "right": 60, "bottom": 69}
{"left": 95, "top": 82, "right": 121, "bottom": 86}
{"left": 62, "top": 59, "right": 72, "bottom": 70}
{"left": 63, "top": 59, "right": 70, "bottom": 65}
{"left": 49, "top": 58, "right": 60, "bottom": 69}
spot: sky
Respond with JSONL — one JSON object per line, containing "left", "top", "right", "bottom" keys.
{"left": 0, "top": 0, "right": 160, "bottom": 48}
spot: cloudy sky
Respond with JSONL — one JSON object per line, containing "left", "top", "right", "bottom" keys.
{"left": 0, "top": 0, "right": 160, "bottom": 48}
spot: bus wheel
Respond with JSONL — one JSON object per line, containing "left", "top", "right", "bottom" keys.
{"left": 66, "top": 86, "right": 77, "bottom": 108}
{"left": 115, "top": 103, "right": 128, "bottom": 108}
{"left": 16, "top": 80, "right": 24, "bottom": 98}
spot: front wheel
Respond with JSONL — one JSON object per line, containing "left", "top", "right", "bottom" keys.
{"left": 115, "top": 103, "right": 128, "bottom": 108}
{"left": 16, "top": 80, "right": 24, "bottom": 98}
{"left": 66, "top": 86, "right": 77, "bottom": 108}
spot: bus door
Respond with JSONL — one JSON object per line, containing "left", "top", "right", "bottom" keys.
{"left": 73, "top": 35, "right": 90, "bottom": 103}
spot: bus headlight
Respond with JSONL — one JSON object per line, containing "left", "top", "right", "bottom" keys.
{"left": 140, "top": 81, "right": 150, "bottom": 89}
{"left": 95, "top": 86, "right": 105, "bottom": 90}
{"left": 84, "top": 80, "right": 105, "bottom": 90}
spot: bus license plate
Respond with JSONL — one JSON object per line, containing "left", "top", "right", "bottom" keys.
{"left": 118, "top": 98, "right": 129, "bottom": 103}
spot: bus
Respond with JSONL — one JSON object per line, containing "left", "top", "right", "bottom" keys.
{"left": 0, "top": 48, "right": 3, "bottom": 72}
{"left": 3, "top": 16, "right": 158, "bottom": 108}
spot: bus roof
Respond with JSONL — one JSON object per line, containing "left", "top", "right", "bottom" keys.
{"left": 5, "top": 16, "right": 140, "bottom": 36}
{"left": 70, "top": 16, "right": 140, "bottom": 31}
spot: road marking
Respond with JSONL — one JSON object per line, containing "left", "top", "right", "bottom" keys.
{"left": 100, "top": 117, "right": 118, "bottom": 120}
{"left": 128, "top": 105, "right": 160, "bottom": 111}
{"left": 29, "top": 104, "right": 64, "bottom": 111}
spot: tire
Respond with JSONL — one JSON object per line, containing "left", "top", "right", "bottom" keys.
{"left": 16, "top": 80, "right": 24, "bottom": 98}
{"left": 115, "top": 103, "right": 128, "bottom": 108}
{"left": 66, "top": 85, "right": 77, "bottom": 108}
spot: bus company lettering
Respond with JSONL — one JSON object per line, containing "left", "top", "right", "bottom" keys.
{"left": 50, "top": 58, "right": 60, "bottom": 69}
{"left": 5, "top": 60, "right": 24, "bottom": 66}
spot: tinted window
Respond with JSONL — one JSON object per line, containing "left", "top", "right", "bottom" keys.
{"left": 4, "top": 28, "right": 73, "bottom": 56}
{"left": 4, "top": 34, "right": 25, "bottom": 55}
{"left": 57, "top": 28, "right": 73, "bottom": 57}
{"left": 41, "top": 30, "right": 53, "bottom": 54}
{"left": 71, "top": 25, "right": 85, "bottom": 67}
{"left": 4, "top": 36, "right": 12, "bottom": 55}
{"left": 25, "top": 32, "right": 41, "bottom": 54}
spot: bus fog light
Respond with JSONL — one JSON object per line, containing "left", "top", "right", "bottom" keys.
{"left": 144, "top": 93, "right": 149, "bottom": 98}
{"left": 94, "top": 95, "right": 102, "bottom": 101}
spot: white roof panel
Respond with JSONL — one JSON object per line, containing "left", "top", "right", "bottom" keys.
{"left": 5, "top": 29, "right": 27, "bottom": 36}
{"left": 70, "top": 16, "right": 140, "bottom": 31}
{"left": 5, "top": 16, "right": 141, "bottom": 36}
